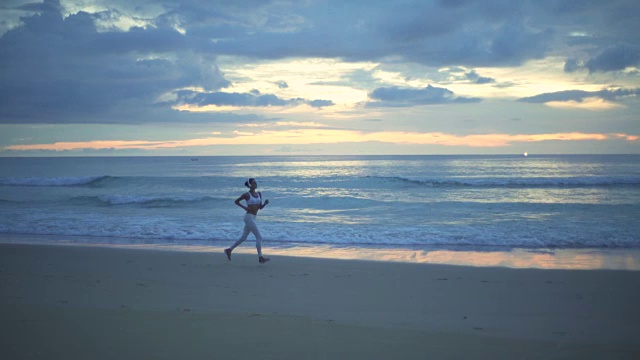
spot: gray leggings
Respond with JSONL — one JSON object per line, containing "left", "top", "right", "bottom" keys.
{"left": 230, "top": 213, "right": 263, "bottom": 256}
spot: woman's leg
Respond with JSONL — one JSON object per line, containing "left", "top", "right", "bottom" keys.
{"left": 243, "top": 214, "right": 263, "bottom": 256}
{"left": 229, "top": 221, "right": 251, "bottom": 250}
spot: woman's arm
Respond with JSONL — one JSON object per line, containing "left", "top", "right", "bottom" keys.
{"left": 260, "top": 199, "right": 270, "bottom": 209}
{"left": 259, "top": 192, "right": 269, "bottom": 209}
{"left": 235, "top": 194, "right": 249, "bottom": 212}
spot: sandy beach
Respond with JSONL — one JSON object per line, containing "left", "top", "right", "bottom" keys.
{"left": 1, "top": 243, "right": 639, "bottom": 359}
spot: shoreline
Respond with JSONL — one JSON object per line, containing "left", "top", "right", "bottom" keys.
{"left": 2, "top": 242, "right": 639, "bottom": 359}
{"left": 1, "top": 233, "right": 639, "bottom": 270}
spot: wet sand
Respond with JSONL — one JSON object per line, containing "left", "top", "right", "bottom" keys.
{"left": 1, "top": 243, "right": 639, "bottom": 359}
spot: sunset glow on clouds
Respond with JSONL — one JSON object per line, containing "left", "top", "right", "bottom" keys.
{"left": 5, "top": 131, "right": 634, "bottom": 152}
{"left": 0, "top": 0, "right": 639, "bottom": 155}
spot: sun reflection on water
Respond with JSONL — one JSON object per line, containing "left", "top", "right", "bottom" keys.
{"left": 6, "top": 233, "right": 637, "bottom": 271}
{"left": 257, "top": 246, "right": 640, "bottom": 270}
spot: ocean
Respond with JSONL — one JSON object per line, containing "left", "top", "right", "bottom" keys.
{"left": 1, "top": 155, "right": 639, "bottom": 254}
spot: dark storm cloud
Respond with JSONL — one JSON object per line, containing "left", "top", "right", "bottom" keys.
{"left": 308, "top": 100, "right": 334, "bottom": 108}
{"left": 210, "top": 2, "right": 555, "bottom": 68}
{"left": 366, "top": 85, "right": 481, "bottom": 107}
{"left": 1, "top": 0, "right": 639, "bottom": 124}
{"left": 14, "top": 0, "right": 58, "bottom": 13}
{"left": 206, "top": 0, "right": 639, "bottom": 69}
{"left": 564, "top": 45, "right": 640, "bottom": 73}
{"left": 518, "top": 88, "right": 640, "bottom": 104}
{"left": 0, "top": 1, "right": 230, "bottom": 124}
{"left": 586, "top": 45, "right": 640, "bottom": 73}
{"left": 563, "top": 58, "right": 582, "bottom": 73}
{"left": 176, "top": 90, "right": 333, "bottom": 108}
{"left": 464, "top": 70, "right": 495, "bottom": 84}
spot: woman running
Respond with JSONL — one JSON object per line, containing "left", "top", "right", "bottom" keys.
{"left": 225, "top": 178, "right": 270, "bottom": 263}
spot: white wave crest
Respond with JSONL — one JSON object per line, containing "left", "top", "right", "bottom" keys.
{"left": 0, "top": 176, "right": 108, "bottom": 187}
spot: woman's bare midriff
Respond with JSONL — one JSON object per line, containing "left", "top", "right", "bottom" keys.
{"left": 246, "top": 205, "right": 260, "bottom": 215}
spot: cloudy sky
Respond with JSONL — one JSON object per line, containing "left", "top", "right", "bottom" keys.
{"left": 1, "top": 0, "right": 638, "bottom": 156}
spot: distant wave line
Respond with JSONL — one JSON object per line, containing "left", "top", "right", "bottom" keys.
{"left": 70, "top": 195, "right": 223, "bottom": 206}
{"left": 0, "top": 176, "right": 111, "bottom": 187}
{"left": 368, "top": 175, "right": 640, "bottom": 188}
